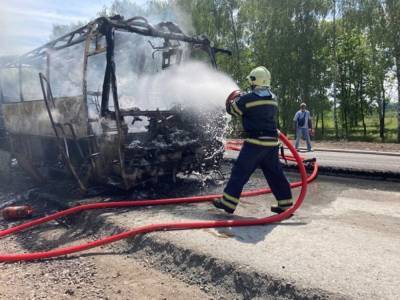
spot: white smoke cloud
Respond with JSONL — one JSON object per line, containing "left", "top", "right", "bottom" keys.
{"left": 118, "top": 61, "right": 238, "bottom": 111}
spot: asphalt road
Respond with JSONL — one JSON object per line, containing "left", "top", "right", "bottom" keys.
{"left": 225, "top": 149, "right": 400, "bottom": 173}
{"left": 301, "top": 150, "right": 400, "bottom": 173}
{"left": 99, "top": 173, "right": 400, "bottom": 299}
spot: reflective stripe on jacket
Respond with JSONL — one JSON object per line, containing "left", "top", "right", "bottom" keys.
{"left": 227, "top": 88, "right": 278, "bottom": 141}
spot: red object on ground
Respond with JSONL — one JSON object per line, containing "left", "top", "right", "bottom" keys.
{"left": 2, "top": 206, "right": 34, "bottom": 221}
{"left": 0, "top": 132, "right": 317, "bottom": 262}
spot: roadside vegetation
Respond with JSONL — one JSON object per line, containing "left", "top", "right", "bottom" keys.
{"left": 313, "top": 108, "right": 398, "bottom": 142}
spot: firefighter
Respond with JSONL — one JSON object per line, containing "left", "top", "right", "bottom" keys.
{"left": 213, "top": 66, "right": 293, "bottom": 214}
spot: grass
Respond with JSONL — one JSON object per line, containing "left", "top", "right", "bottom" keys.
{"left": 310, "top": 109, "right": 399, "bottom": 143}
{"left": 229, "top": 109, "right": 399, "bottom": 143}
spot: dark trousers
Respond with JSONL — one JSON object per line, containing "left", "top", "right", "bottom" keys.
{"left": 223, "top": 142, "right": 292, "bottom": 209}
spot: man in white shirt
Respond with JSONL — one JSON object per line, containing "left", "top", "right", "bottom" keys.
{"left": 293, "top": 103, "right": 313, "bottom": 151}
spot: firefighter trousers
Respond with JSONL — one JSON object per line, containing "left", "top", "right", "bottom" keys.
{"left": 221, "top": 142, "right": 292, "bottom": 212}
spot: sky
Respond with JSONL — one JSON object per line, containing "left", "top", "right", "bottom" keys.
{"left": 0, "top": 0, "right": 125, "bottom": 55}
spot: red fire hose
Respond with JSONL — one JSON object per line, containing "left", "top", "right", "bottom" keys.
{"left": 0, "top": 132, "right": 317, "bottom": 262}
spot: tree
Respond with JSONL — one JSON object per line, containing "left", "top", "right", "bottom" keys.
{"left": 383, "top": 0, "right": 400, "bottom": 142}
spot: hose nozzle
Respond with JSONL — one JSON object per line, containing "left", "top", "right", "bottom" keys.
{"left": 226, "top": 90, "right": 241, "bottom": 106}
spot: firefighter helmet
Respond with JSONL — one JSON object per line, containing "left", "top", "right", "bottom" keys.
{"left": 247, "top": 66, "right": 271, "bottom": 87}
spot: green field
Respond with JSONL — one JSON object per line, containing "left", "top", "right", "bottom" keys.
{"left": 311, "top": 109, "right": 398, "bottom": 143}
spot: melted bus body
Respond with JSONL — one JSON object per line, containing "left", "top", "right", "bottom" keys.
{"left": 0, "top": 16, "right": 230, "bottom": 191}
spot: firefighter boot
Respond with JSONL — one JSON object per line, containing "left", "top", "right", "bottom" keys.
{"left": 271, "top": 199, "right": 293, "bottom": 214}
{"left": 213, "top": 199, "right": 235, "bottom": 214}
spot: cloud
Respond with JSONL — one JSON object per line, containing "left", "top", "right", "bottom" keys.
{"left": 1, "top": 6, "right": 84, "bottom": 24}
{"left": 0, "top": 0, "right": 113, "bottom": 56}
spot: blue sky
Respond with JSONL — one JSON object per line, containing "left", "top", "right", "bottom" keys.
{"left": 0, "top": 0, "right": 142, "bottom": 55}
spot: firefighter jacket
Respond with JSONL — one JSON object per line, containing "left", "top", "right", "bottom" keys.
{"left": 227, "top": 88, "right": 279, "bottom": 147}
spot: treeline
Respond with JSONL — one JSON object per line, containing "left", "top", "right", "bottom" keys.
{"left": 173, "top": 0, "right": 400, "bottom": 142}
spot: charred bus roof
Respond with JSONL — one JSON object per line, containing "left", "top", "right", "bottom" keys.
{"left": 1, "top": 15, "right": 231, "bottom": 68}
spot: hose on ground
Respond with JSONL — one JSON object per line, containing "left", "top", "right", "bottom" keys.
{"left": 0, "top": 132, "right": 317, "bottom": 262}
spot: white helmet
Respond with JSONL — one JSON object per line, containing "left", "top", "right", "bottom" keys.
{"left": 247, "top": 66, "right": 271, "bottom": 87}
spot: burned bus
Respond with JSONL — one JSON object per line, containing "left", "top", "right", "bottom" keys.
{"left": 0, "top": 16, "right": 231, "bottom": 191}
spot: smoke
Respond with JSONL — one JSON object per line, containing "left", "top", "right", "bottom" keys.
{"left": 49, "top": 44, "right": 84, "bottom": 98}
{"left": 118, "top": 61, "right": 239, "bottom": 111}
{"left": 99, "top": 1, "right": 239, "bottom": 111}
{"left": 2, "top": 0, "right": 239, "bottom": 142}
